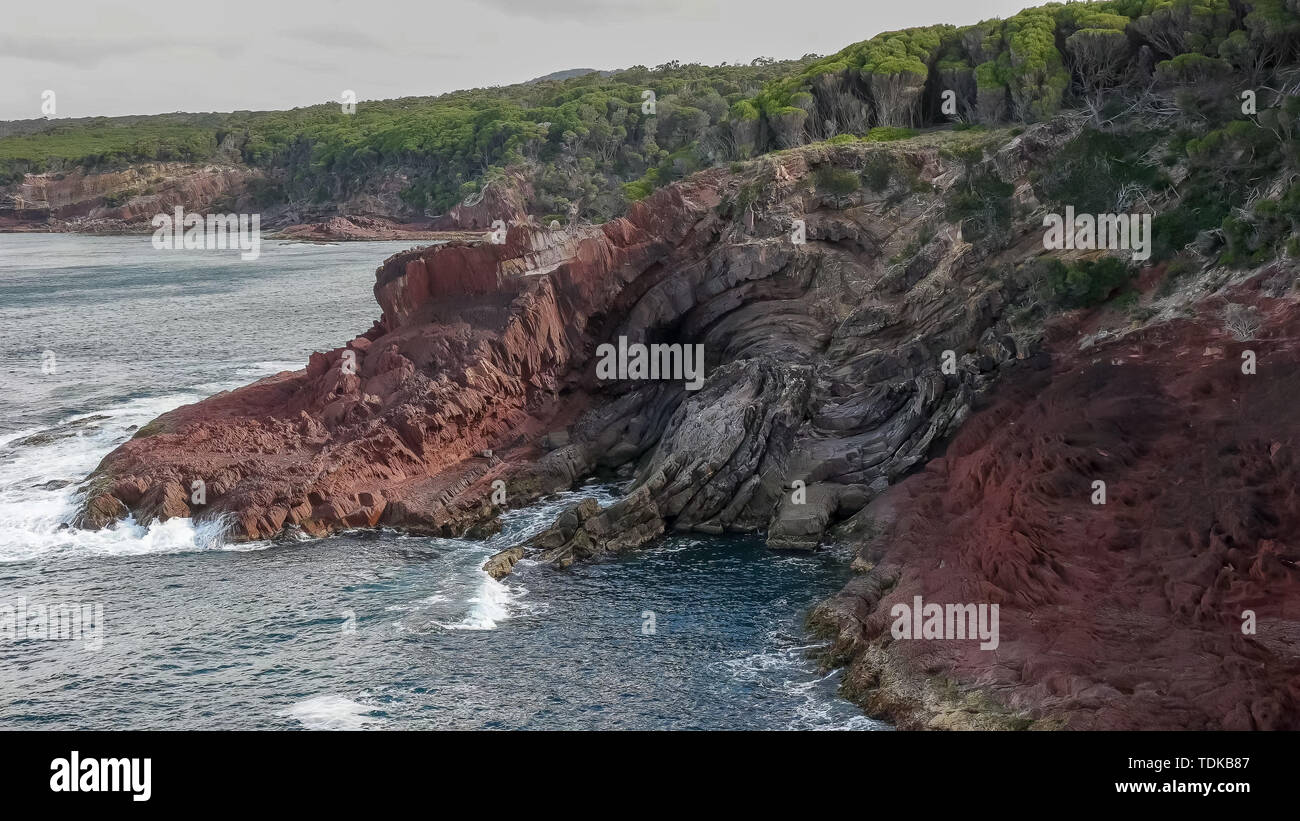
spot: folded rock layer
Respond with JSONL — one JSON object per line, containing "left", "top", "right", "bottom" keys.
{"left": 81, "top": 128, "right": 1046, "bottom": 550}
{"left": 76, "top": 121, "right": 1300, "bottom": 729}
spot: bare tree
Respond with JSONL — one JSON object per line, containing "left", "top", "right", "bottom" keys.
{"left": 1222, "top": 302, "right": 1262, "bottom": 341}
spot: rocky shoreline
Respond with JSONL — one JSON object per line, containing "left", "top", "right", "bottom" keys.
{"left": 70, "top": 120, "right": 1300, "bottom": 730}
{"left": 0, "top": 212, "right": 482, "bottom": 243}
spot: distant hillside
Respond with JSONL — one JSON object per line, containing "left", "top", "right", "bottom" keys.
{"left": 4, "top": 0, "right": 1300, "bottom": 256}
{"left": 524, "top": 68, "right": 611, "bottom": 84}
{"left": 0, "top": 58, "right": 813, "bottom": 222}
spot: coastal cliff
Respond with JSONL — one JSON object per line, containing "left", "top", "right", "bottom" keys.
{"left": 75, "top": 119, "right": 1300, "bottom": 730}
{"left": 77, "top": 124, "right": 1035, "bottom": 544}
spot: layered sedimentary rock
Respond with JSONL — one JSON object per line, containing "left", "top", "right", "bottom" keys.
{"left": 0, "top": 163, "right": 256, "bottom": 231}
{"left": 429, "top": 171, "right": 534, "bottom": 231}
{"left": 79, "top": 128, "right": 1042, "bottom": 560}
{"left": 270, "top": 215, "right": 469, "bottom": 242}
{"left": 75, "top": 118, "right": 1300, "bottom": 729}
{"left": 0, "top": 162, "right": 525, "bottom": 234}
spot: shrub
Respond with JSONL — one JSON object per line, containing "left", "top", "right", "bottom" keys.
{"left": 1036, "top": 127, "right": 1166, "bottom": 214}
{"left": 1044, "top": 256, "right": 1134, "bottom": 308}
{"left": 862, "top": 126, "right": 918, "bottom": 142}
{"left": 946, "top": 169, "right": 1014, "bottom": 246}
{"left": 814, "top": 165, "right": 861, "bottom": 195}
{"left": 861, "top": 154, "right": 894, "bottom": 192}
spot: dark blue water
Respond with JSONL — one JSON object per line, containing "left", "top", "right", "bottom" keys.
{"left": 0, "top": 234, "right": 881, "bottom": 730}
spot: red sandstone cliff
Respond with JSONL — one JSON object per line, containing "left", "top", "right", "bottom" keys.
{"left": 79, "top": 127, "right": 1027, "bottom": 547}
{"left": 0, "top": 163, "right": 256, "bottom": 232}
{"left": 0, "top": 162, "right": 536, "bottom": 236}
{"left": 74, "top": 120, "right": 1300, "bottom": 730}
{"left": 76, "top": 172, "right": 728, "bottom": 540}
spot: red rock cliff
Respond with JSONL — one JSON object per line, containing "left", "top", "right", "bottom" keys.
{"left": 78, "top": 121, "right": 1300, "bottom": 730}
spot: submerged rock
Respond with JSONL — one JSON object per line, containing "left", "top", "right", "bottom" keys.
{"left": 483, "top": 547, "right": 524, "bottom": 580}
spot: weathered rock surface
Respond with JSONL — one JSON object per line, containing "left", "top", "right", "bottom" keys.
{"left": 81, "top": 130, "right": 1043, "bottom": 551}
{"left": 0, "top": 162, "right": 530, "bottom": 235}
{"left": 430, "top": 171, "right": 534, "bottom": 231}
{"left": 70, "top": 119, "right": 1300, "bottom": 730}
{"left": 483, "top": 546, "right": 524, "bottom": 580}
{"left": 270, "top": 215, "right": 472, "bottom": 242}
{"left": 812, "top": 277, "right": 1300, "bottom": 729}
{"left": 1, "top": 163, "right": 257, "bottom": 232}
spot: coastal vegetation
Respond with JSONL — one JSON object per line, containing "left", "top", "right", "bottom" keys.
{"left": 5, "top": 0, "right": 1300, "bottom": 275}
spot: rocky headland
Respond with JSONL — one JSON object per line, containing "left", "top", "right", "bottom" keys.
{"left": 74, "top": 120, "right": 1300, "bottom": 730}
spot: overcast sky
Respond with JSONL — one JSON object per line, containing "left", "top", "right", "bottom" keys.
{"left": 3, "top": 0, "right": 1039, "bottom": 121}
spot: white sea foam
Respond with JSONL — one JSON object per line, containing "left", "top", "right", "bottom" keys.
{"left": 236, "top": 360, "right": 301, "bottom": 375}
{"left": 0, "top": 368, "right": 287, "bottom": 563}
{"left": 411, "top": 485, "right": 614, "bottom": 632}
{"left": 282, "top": 695, "right": 382, "bottom": 730}
{"left": 716, "top": 631, "right": 889, "bottom": 731}
{"left": 384, "top": 593, "right": 450, "bottom": 613}
{"left": 438, "top": 572, "right": 517, "bottom": 631}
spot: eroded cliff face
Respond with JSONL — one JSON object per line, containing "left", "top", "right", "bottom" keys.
{"left": 79, "top": 120, "right": 1300, "bottom": 730}
{"left": 73, "top": 118, "right": 1300, "bottom": 727}
{"left": 811, "top": 277, "right": 1300, "bottom": 730}
{"left": 0, "top": 163, "right": 257, "bottom": 231}
{"left": 0, "top": 161, "right": 530, "bottom": 235}
{"left": 78, "top": 126, "right": 1045, "bottom": 555}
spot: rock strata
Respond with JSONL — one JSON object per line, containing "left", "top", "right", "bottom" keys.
{"left": 81, "top": 124, "right": 1299, "bottom": 729}
{"left": 82, "top": 130, "right": 1040, "bottom": 552}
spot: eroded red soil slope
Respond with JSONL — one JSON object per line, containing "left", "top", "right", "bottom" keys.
{"left": 823, "top": 281, "right": 1300, "bottom": 729}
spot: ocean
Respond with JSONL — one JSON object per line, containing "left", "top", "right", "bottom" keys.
{"left": 0, "top": 234, "right": 882, "bottom": 730}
